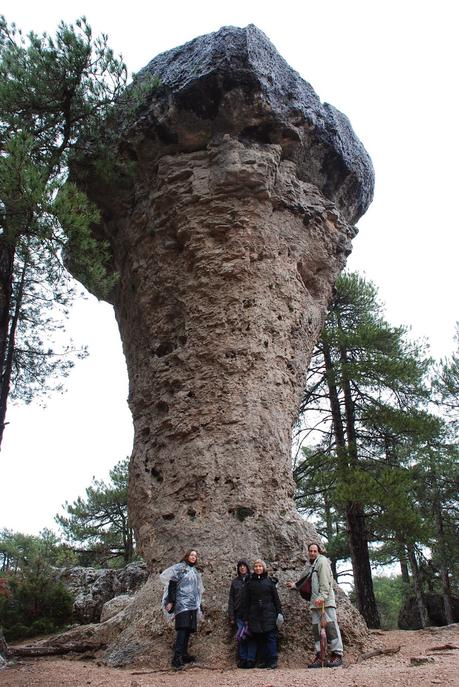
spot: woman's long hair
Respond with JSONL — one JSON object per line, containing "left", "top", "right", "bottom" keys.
{"left": 182, "top": 549, "right": 198, "bottom": 564}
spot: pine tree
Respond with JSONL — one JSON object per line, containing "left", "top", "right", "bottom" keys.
{"left": 294, "top": 445, "right": 350, "bottom": 580}
{"left": 296, "top": 272, "right": 437, "bottom": 627}
{"left": 0, "top": 16, "right": 127, "bottom": 447}
{"left": 55, "top": 457, "right": 134, "bottom": 566}
{"left": 0, "top": 529, "right": 74, "bottom": 640}
{"left": 434, "top": 323, "right": 459, "bottom": 425}
{"left": 428, "top": 326, "right": 459, "bottom": 620}
{"left": 412, "top": 443, "right": 459, "bottom": 623}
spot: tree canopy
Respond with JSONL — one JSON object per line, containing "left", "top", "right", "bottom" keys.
{"left": 55, "top": 457, "right": 134, "bottom": 566}
{"left": 0, "top": 528, "right": 75, "bottom": 641}
{"left": 294, "top": 272, "right": 456, "bottom": 627}
{"left": 0, "top": 15, "right": 127, "bottom": 447}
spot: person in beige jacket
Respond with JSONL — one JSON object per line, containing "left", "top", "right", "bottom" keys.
{"left": 287, "top": 542, "right": 343, "bottom": 668}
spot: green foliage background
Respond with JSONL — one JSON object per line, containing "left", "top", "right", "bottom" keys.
{"left": 0, "top": 529, "right": 74, "bottom": 641}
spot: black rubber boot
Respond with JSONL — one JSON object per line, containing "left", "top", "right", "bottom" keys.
{"left": 171, "top": 653, "right": 184, "bottom": 670}
{"left": 182, "top": 654, "right": 196, "bottom": 664}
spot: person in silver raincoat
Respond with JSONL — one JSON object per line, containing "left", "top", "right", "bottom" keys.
{"left": 160, "top": 549, "right": 204, "bottom": 670}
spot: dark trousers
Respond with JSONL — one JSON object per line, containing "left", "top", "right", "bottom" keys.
{"left": 236, "top": 617, "right": 249, "bottom": 661}
{"left": 247, "top": 629, "right": 277, "bottom": 663}
{"left": 174, "top": 628, "right": 191, "bottom": 656}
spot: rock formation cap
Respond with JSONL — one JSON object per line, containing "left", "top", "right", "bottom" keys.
{"left": 125, "top": 24, "right": 374, "bottom": 224}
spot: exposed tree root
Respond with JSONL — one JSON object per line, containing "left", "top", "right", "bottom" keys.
{"left": 427, "top": 644, "right": 458, "bottom": 651}
{"left": 357, "top": 645, "right": 401, "bottom": 662}
{"left": 7, "top": 643, "right": 105, "bottom": 657}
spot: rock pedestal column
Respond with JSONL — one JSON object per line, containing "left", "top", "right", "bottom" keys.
{"left": 123, "top": 138, "right": 353, "bottom": 569}
{"left": 70, "top": 25, "right": 374, "bottom": 667}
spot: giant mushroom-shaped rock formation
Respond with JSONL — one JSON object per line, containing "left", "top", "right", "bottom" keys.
{"left": 69, "top": 25, "right": 374, "bottom": 666}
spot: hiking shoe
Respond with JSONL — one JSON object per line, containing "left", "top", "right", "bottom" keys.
{"left": 237, "top": 660, "right": 247, "bottom": 669}
{"left": 182, "top": 654, "right": 196, "bottom": 664}
{"left": 327, "top": 653, "right": 343, "bottom": 668}
{"left": 171, "top": 654, "right": 184, "bottom": 670}
{"left": 244, "top": 660, "right": 256, "bottom": 669}
{"left": 268, "top": 660, "right": 278, "bottom": 669}
{"left": 307, "top": 653, "right": 323, "bottom": 669}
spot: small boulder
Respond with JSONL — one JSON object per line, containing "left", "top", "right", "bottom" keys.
{"left": 100, "top": 595, "right": 133, "bottom": 623}
{"left": 410, "top": 655, "right": 435, "bottom": 666}
{"left": 399, "top": 594, "right": 459, "bottom": 630}
{"left": 56, "top": 562, "right": 148, "bottom": 623}
{"left": 0, "top": 629, "right": 7, "bottom": 669}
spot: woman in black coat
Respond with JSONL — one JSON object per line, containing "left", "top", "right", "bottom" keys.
{"left": 242, "top": 559, "right": 282, "bottom": 669}
{"left": 228, "top": 559, "right": 251, "bottom": 668}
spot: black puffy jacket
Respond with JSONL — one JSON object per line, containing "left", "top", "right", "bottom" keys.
{"left": 228, "top": 559, "right": 250, "bottom": 620}
{"left": 243, "top": 571, "right": 282, "bottom": 633}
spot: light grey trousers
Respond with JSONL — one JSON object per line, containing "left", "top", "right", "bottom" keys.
{"left": 311, "top": 607, "right": 343, "bottom": 656}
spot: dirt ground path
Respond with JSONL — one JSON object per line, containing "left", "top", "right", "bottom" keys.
{"left": 1, "top": 626, "right": 458, "bottom": 687}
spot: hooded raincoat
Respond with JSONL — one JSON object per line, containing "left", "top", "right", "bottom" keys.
{"left": 160, "top": 561, "right": 204, "bottom": 630}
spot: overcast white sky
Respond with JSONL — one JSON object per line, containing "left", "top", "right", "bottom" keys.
{"left": 1, "top": 0, "right": 458, "bottom": 536}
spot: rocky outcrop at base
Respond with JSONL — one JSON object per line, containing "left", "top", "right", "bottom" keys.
{"left": 35, "top": 568, "right": 369, "bottom": 668}
{"left": 101, "top": 573, "right": 369, "bottom": 668}
{"left": 0, "top": 630, "right": 7, "bottom": 670}
{"left": 398, "top": 594, "right": 459, "bottom": 630}
{"left": 56, "top": 562, "right": 148, "bottom": 623}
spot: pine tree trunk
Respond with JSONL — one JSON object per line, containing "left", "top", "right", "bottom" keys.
{"left": 440, "top": 569, "right": 454, "bottom": 625}
{"left": 323, "top": 494, "right": 339, "bottom": 578}
{"left": 432, "top": 491, "right": 454, "bottom": 625}
{"left": 0, "top": 241, "right": 15, "bottom": 447}
{"left": 322, "top": 338, "right": 380, "bottom": 627}
{"left": 399, "top": 555, "right": 410, "bottom": 585}
{"left": 341, "top": 339, "right": 381, "bottom": 628}
{"left": 345, "top": 501, "right": 380, "bottom": 628}
{"left": 321, "top": 340, "right": 346, "bottom": 447}
{"left": 407, "top": 545, "right": 430, "bottom": 628}
{"left": 125, "top": 526, "right": 135, "bottom": 564}
{"left": 0, "top": 253, "right": 25, "bottom": 448}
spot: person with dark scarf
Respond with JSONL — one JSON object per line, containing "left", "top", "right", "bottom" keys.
{"left": 161, "top": 549, "right": 204, "bottom": 670}
{"left": 242, "top": 558, "right": 282, "bottom": 669}
{"left": 228, "top": 558, "right": 251, "bottom": 668}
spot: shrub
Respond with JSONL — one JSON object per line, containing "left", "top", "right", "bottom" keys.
{"left": 0, "top": 564, "right": 73, "bottom": 641}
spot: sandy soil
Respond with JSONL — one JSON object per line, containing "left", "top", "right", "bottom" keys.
{"left": 1, "top": 626, "right": 458, "bottom": 687}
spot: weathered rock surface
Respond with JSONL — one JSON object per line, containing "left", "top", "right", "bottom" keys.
{"left": 100, "top": 594, "right": 133, "bottom": 623}
{"left": 0, "top": 630, "right": 7, "bottom": 670}
{"left": 134, "top": 24, "right": 374, "bottom": 225}
{"left": 399, "top": 594, "right": 459, "bottom": 630}
{"left": 56, "top": 562, "right": 147, "bottom": 623}
{"left": 102, "top": 575, "right": 370, "bottom": 668}
{"left": 68, "top": 25, "right": 374, "bottom": 665}
{"left": 410, "top": 655, "right": 435, "bottom": 666}
{"left": 37, "top": 573, "right": 371, "bottom": 668}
